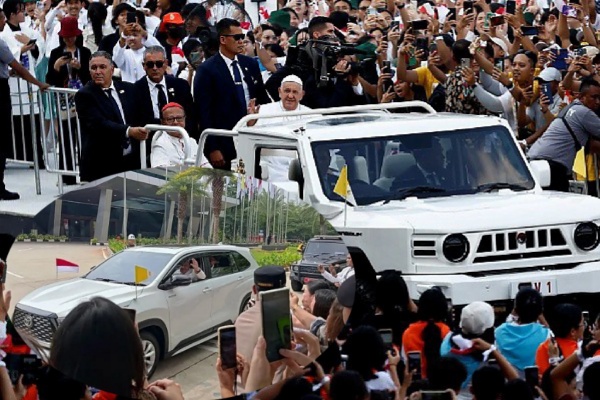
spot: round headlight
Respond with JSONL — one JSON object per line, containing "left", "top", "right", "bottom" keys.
{"left": 574, "top": 222, "right": 599, "bottom": 251}
{"left": 443, "top": 234, "right": 470, "bottom": 263}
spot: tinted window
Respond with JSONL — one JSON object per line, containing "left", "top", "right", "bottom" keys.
{"left": 206, "top": 252, "right": 238, "bottom": 278}
{"left": 304, "top": 241, "right": 347, "bottom": 257}
{"left": 85, "top": 251, "right": 173, "bottom": 285}
{"left": 232, "top": 252, "right": 252, "bottom": 272}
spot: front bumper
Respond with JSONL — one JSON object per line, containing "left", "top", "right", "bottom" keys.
{"left": 404, "top": 260, "right": 600, "bottom": 306}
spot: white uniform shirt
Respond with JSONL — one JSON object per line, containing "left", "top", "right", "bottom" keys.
{"left": 150, "top": 133, "right": 211, "bottom": 168}
{"left": 112, "top": 35, "right": 162, "bottom": 83}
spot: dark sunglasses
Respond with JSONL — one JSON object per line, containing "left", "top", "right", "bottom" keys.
{"left": 144, "top": 60, "right": 165, "bottom": 69}
{"left": 222, "top": 33, "right": 245, "bottom": 41}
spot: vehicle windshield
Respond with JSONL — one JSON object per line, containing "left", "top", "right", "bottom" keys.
{"left": 304, "top": 241, "right": 348, "bottom": 257}
{"left": 85, "top": 251, "right": 174, "bottom": 285}
{"left": 311, "top": 126, "right": 535, "bottom": 205}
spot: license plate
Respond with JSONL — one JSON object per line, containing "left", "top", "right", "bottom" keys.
{"left": 510, "top": 278, "right": 557, "bottom": 298}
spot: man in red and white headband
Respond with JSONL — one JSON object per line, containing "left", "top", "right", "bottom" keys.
{"left": 150, "top": 102, "right": 211, "bottom": 169}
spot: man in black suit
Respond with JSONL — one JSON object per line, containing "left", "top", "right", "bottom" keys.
{"left": 193, "top": 18, "right": 270, "bottom": 171}
{"left": 75, "top": 51, "right": 148, "bottom": 182}
{"left": 133, "top": 46, "right": 195, "bottom": 152}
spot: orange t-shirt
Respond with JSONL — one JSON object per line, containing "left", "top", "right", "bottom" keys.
{"left": 402, "top": 321, "right": 451, "bottom": 379}
{"left": 93, "top": 391, "right": 118, "bottom": 400}
{"left": 535, "top": 337, "right": 578, "bottom": 376}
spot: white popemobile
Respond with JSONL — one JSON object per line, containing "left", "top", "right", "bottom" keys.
{"left": 199, "top": 102, "right": 600, "bottom": 315}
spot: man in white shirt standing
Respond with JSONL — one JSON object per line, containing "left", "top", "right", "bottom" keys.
{"left": 317, "top": 253, "right": 355, "bottom": 287}
{"left": 247, "top": 75, "right": 314, "bottom": 182}
{"left": 112, "top": 22, "right": 162, "bottom": 83}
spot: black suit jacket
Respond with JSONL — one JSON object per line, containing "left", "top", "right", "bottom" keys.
{"left": 75, "top": 80, "right": 139, "bottom": 182}
{"left": 133, "top": 75, "right": 196, "bottom": 144}
{"left": 46, "top": 46, "right": 91, "bottom": 87}
{"left": 193, "top": 53, "right": 270, "bottom": 162}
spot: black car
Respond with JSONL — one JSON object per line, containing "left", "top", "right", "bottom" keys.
{"left": 290, "top": 236, "right": 348, "bottom": 291}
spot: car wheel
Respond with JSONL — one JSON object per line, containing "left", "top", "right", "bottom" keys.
{"left": 140, "top": 331, "right": 160, "bottom": 378}
{"left": 291, "top": 278, "right": 303, "bottom": 292}
{"left": 240, "top": 294, "right": 252, "bottom": 314}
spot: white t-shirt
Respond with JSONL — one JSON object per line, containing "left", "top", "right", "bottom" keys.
{"left": 365, "top": 371, "right": 397, "bottom": 392}
{"left": 151, "top": 132, "right": 211, "bottom": 168}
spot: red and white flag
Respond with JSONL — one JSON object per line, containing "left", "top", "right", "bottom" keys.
{"left": 56, "top": 258, "right": 79, "bottom": 273}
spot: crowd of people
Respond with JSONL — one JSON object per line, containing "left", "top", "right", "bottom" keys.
{"left": 3, "top": 254, "right": 600, "bottom": 400}
{"left": 1, "top": 0, "right": 600, "bottom": 198}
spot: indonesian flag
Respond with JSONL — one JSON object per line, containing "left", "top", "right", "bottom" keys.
{"left": 56, "top": 258, "right": 79, "bottom": 273}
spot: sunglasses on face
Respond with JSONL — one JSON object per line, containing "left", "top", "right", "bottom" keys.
{"left": 144, "top": 60, "right": 165, "bottom": 69}
{"left": 222, "top": 33, "right": 245, "bottom": 41}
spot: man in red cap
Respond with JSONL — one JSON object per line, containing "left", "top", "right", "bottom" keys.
{"left": 156, "top": 12, "right": 186, "bottom": 68}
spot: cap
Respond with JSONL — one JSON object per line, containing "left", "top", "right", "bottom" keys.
{"left": 460, "top": 301, "right": 495, "bottom": 336}
{"left": 281, "top": 74, "right": 303, "bottom": 88}
{"left": 161, "top": 102, "right": 184, "bottom": 113}
{"left": 490, "top": 37, "right": 508, "bottom": 55}
{"left": 127, "top": 234, "right": 135, "bottom": 240}
{"left": 337, "top": 275, "right": 355, "bottom": 308}
{"left": 536, "top": 67, "right": 562, "bottom": 82}
{"left": 268, "top": 9, "right": 291, "bottom": 30}
{"left": 254, "top": 265, "right": 286, "bottom": 290}
{"left": 582, "top": 45, "right": 600, "bottom": 59}
{"left": 160, "top": 12, "right": 184, "bottom": 32}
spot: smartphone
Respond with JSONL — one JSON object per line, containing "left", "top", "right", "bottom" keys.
{"left": 123, "top": 308, "right": 136, "bottom": 323}
{"left": 260, "top": 287, "right": 292, "bottom": 362}
{"left": 218, "top": 325, "right": 237, "bottom": 369}
{"left": 429, "top": 42, "right": 438, "bottom": 53}
{"left": 463, "top": 1, "right": 473, "bottom": 14}
{"left": 447, "top": 7, "right": 456, "bottom": 20}
{"left": 484, "top": 12, "right": 493, "bottom": 29}
{"left": 523, "top": 11, "right": 535, "bottom": 25}
{"left": 379, "top": 329, "right": 395, "bottom": 354}
{"left": 569, "top": 0, "right": 581, "bottom": 4}
{"left": 407, "top": 351, "right": 422, "bottom": 380}
{"left": 552, "top": 48, "right": 569, "bottom": 69}
{"left": 27, "top": 39, "right": 37, "bottom": 46}
{"left": 541, "top": 83, "right": 552, "bottom": 102}
{"left": 583, "top": 311, "right": 590, "bottom": 324}
{"left": 36, "top": 0, "right": 44, "bottom": 9}
{"left": 521, "top": 26, "right": 539, "bottom": 36}
{"left": 367, "top": 6, "right": 378, "bottom": 15}
{"left": 495, "top": 58, "right": 504, "bottom": 71}
{"left": 524, "top": 366, "right": 539, "bottom": 389}
{"left": 490, "top": 15, "right": 504, "bottom": 27}
{"left": 390, "top": 20, "right": 400, "bottom": 30}
{"left": 341, "top": 354, "right": 348, "bottom": 369}
{"left": 382, "top": 59, "right": 393, "bottom": 92}
{"left": 506, "top": 0, "right": 516, "bottom": 14}
{"left": 0, "top": 260, "right": 6, "bottom": 284}
{"left": 416, "top": 37, "right": 428, "bottom": 51}
{"left": 561, "top": 5, "right": 578, "bottom": 17}
{"left": 460, "top": 58, "right": 471, "bottom": 69}
{"left": 4, "top": 354, "right": 42, "bottom": 386}
{"left": 421, "top": 391, "right": 453, "bottom": 400}
{"left": 126, "top": 11, "right": 137, "bottom": 24}
{"left": 315, "top": 342, "right": 342, "bottom": 373}
{"left": 410, "top": 19, "right": 429, "bottom": 30}
{"left": 62, "top": 51, "right": 72, "bottom": 60}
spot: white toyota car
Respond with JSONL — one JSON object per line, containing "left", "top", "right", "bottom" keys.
{"left": 13, "top": 245, "right": 257, "bottom": 376}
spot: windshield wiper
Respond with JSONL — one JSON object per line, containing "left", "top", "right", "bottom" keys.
{"left": 91, "top": 278, "right": 146, "bottom": 286}
{"left": 476, "top": 183, "right": 531, "bottom": 193}
{"left": 382, "top": 186, "right": 446, "bottom": 204}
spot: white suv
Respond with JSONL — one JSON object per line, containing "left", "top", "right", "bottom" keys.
{"left": 198, "top": 102, "right": 600, "bottom": 317}
{"left": 13, "top": 245, "right": 257, "bottom": 376}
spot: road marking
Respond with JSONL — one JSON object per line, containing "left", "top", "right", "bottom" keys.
{"left": 17, "top": 248, "right": 33, "bottom": 252}
{"left": 8, "top": 271, "right": 24, "bottom": 279}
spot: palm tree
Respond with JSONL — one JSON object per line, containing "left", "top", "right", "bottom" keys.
{"left": 199, "top": 168, "right": 234, "bottom": 243}
{"left": 156, "top": 167, "right": 208, "bottom": 244}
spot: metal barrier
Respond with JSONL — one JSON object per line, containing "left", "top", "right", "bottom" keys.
{"left": 38, "top": 87, "right": 81, "bottom": 194}
{"left": 141, "top": 124, "right": 194, "bottom": 169}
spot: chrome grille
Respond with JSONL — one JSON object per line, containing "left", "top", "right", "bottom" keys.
{"left": 12, "top": 308, "right": 56, "bottom": 343}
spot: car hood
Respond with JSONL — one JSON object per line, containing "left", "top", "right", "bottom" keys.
{"left": 17, "top": 278, "right": 141, "bottom": 317}
{"left": 339, "top": 191, "right": 600, "bottom": 233}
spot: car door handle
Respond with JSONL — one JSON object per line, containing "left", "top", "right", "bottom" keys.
{"left": 203, "top": 287, "right": 212, "bottom": 293}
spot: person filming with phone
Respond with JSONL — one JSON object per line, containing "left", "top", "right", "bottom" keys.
{"left": 528, "top": 79, "right": 600, "bottom": 192}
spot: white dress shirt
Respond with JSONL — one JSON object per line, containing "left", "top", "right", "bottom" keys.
{"left": 151, "top": 133, "right": 212, "bottom": 168}
{"left": 113, "top": 36, "right": 162, "bottom": 83}
{"left": 219, "top": 51, "right": 250, "bottom": 105}
{"left": 146, "top": 76, "right": 168, "bottom": 119}
{"left": 105, "top": 82, "right": 131, "bottom": 155}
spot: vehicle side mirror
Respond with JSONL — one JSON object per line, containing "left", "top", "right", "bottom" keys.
{"left": 158, "top": 274, "right": 192, "bottom": 290}
{"left": 530, "top": 160, "right": 551, "bottom": 188}
{"left": 288, "top": 159, "right": 304, "bottom": 199}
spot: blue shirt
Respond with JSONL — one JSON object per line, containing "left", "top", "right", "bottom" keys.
{"left": 495, "top": 321, "right": 549, "bottom": 373}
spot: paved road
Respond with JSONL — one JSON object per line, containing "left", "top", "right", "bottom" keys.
{"left": 6, "top": 242, "right": 298, "bottom": 400}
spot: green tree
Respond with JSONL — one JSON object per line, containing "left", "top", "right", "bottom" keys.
{"left": 156, "top": 167, "right": 208, "bottom": 244}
